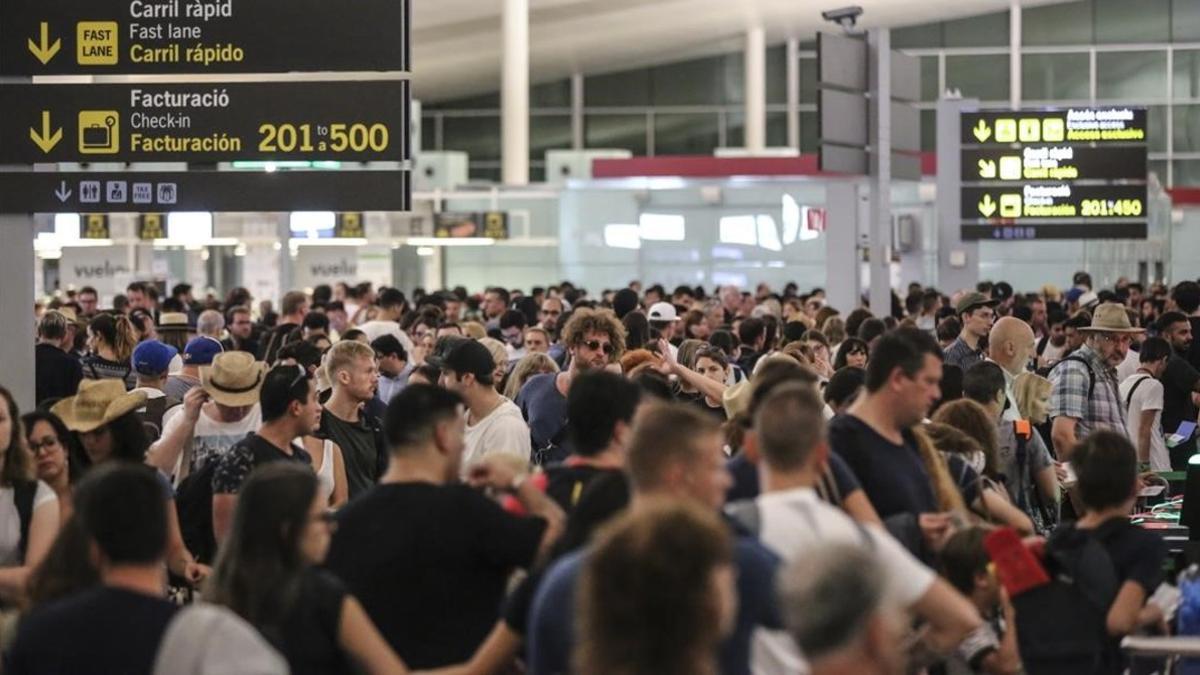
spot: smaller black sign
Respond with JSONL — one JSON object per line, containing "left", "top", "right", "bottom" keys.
{"left": 961, "top": 223, "right": 1148, "bottom": 241}
{"left": 0, "top": 170, "right": 410, "bottom": 213}
{"left": 433, "top": 212, "right": 509, "bottom": 239}
{"left": 961, "top": 108, "right": 1147, "bottom": 146}
{"left": 960, "top": 184, "right": 1147, "bottom": 220}
{"left": 961, "top": 146, "right": 1147, "bottom": 183}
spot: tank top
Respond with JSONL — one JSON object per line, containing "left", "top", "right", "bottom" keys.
{"left": 315, "top": 439, "right": 335, "bottom": 506}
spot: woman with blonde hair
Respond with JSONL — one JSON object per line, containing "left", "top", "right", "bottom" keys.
{"left": 1012, "top": 372, "right": 1053, "bottom": 424}
{"left": 504, "top": 353, "right": 559, "bottom": 400}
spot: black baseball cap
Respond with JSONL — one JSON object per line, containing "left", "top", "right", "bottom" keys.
{"left": 424, "top": 335, "right": 469, "bottom": 370}
{"left": 439, "top": 339, "right": 496, "bottom": 384}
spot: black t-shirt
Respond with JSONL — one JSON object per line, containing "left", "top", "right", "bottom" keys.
{"left": 1187, "top": 317, "right": 1200, "bottom": 373}
{"left": 829, "top": 414, "right": 938, "bottom": 518}
{"left": 1161, "top": 353, "right": 1199, "bottom": 449}
{"left": 276, "top": 569, "right": 351, "bottom": 675}
{"left": 542, "top": 464, "right": 616, "bottom": 512}
{"left": 319, "top": 410, "right": 384, "bottom": 499}
{"left": 34, "top": 343, "right": 82, "bottom": 408}
{"left": 6, "top": 587, "right": 177, "bottom": 675}
{"left": 211, "top": 433, "right": 313, "bottom": 495}
{"left": 324, "top": 482, "right": 547, "bottom": 669}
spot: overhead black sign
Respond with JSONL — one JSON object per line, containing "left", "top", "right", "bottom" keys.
{"left": 960, "top": 146, "right": 1147, "bottom": 183}
{"left": 0, "top": 81, "right": 409, "bottom": 164}
{"left": 0, "top": 0, "right": 410, "bottom": 75}
{"left": 961, "top": 223, "right": 1147, "bottom": 241}
{"left": 961, "top": 184, "right": 1147, "bottom": 221}
{"left": 0, "top": 170, "right": 411, "bottom": 213}
{"left": 961, "top": 108, "right": 1147, "bottom": 146}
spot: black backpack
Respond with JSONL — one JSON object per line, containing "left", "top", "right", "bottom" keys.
{"left": 174, "top": 437, "right": 279, "bottom": 564}
{"left": 1049, "top": 355, "right": 1096, "bottom": 399}
{"left": 1012, "top": 522, "right": 1121, "bottom": 674}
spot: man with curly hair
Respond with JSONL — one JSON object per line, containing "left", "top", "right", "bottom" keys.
{"left": 515, "top": 308, "right": 625, "bottom": 463}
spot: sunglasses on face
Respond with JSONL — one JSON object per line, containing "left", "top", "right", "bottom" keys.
{"left": 583, "top": 340, "right": 615, "bottom": 355}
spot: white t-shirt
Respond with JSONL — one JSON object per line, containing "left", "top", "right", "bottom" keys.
{"left": 461, "top": 398, "right": 532, "bottom": 476}
{"left": 1120, "top": 373, "right": 1168, "bottom": 471}
{"left": 0, "top": 482, "right": 57, "bottom": 565}
{"left": 1116, "top": 349, "right": 1140, "bottom": 384}
{"left": 751, "top": 487, "right": 936, "bottom": 674}
{"left": 356, "top": 320, "right": 414, "bottom": 353}
{"left": 160, "top": 403, "right": 263, "bottom": 480}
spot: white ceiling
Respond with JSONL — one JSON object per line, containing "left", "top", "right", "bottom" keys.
{"left": 412, "top": 0, "right": 1067, "bottom": 103}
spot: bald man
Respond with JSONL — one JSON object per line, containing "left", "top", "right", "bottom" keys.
{"left": 988, "top": 316, "right": 1038, "bottom": 422}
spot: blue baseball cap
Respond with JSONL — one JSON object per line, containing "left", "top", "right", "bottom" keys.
{"left": 183, "top": 336, "right": 224, "bottom": 366}
{"left": 132, "top": 340, "right": 178, "bottom": 377}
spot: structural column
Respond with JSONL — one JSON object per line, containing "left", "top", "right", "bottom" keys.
{"left": 1010, "top": 0, "right": 1022, "bottom": 110}
{"left": 825, "top": 182, "right": 862, "bottom": 314}
{"left": 502, "top": 0, "right": 530, "bottom": 185}
{"left": 0, "top": 215, "right": 36, "bottom": 410}
{"left": 744, "top": 26, "right": 767, "bottom": 153}
{"left": 786, "top": 38, "right": 800, "bottom": 150}
{"left": 867, "top": 29, "right": 892, "bottom": 316}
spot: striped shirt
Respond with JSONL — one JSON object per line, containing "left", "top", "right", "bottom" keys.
{"left": 1048, "top": 343, "right": 1129, "bottom": 440}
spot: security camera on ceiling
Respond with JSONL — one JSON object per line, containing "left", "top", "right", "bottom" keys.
{"left": 822, "top": 5, "right": 864, "bottom": 32}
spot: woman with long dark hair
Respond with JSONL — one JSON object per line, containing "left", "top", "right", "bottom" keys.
{"left": 833, "top": 337, "right": 869, "bottom": 371}
{"left": 208, "top": 463, "right": 407, "bottom": 675}
{"left": 52, "top": 380, "right": 207, "bottom": 585}
{"left": 0, "top": 386, "right": 59, "bottom": 604}
{"left": 20, "top": 411, "right": 79, "bottom": 523}
{"left": 81, "top": 313, "right": 138, "bottom": 389}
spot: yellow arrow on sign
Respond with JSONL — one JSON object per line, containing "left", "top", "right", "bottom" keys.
{"left": 973, "top": 119, "right": 992, "bottom": 143}
{"left": 29, "top": 111, "right": 62, "bottom": 153}
{"left": 27, "top": 22, "right": 61, "bottom": 65}
{"left": 978, "top": 194, "right": 997, "bottom": 218}
{"left": 978, "top": 159, "right": 996, "bottom": 179}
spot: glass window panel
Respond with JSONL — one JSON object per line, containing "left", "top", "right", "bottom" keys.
{"left": 430, "top": 91, "right": 499, "bottom": 110}
{"left": 726, "top": 112, "right": 789, "bottom": 148}
{"left": 442, "top": 116, "right": 500, "bottom": 161}
{"left": 1149, "top": 105, "right": 1167, "bottom": 153}
{"left": 1094, "top": 0, "right": 1169, "bottom": 43}
{"left": 530, "top": 166, "right": 546, "bottom": 183}
{"left": 585, "top": 114, "right": 648, "bottom": 155}
{"left": 722, "top": 52, "right": 746, "bottom": 105}
{"left": 800, "top": 111, "right": 818, "bottom": 153}
{"left": 1175, "top": 50, "right": 1200, "bottom": 101}
{"left": 767, "top": 45, "right": 787, "bottom": 105}
{"left": 420, "top": 117, "right": 438, "bottom": 151}
{"left": 1024, "top": 0, "right": 1093, "bottom": 46}
{"left": 799, "top": 57, "right": 818, "bottom": 104}
{"left": 531, "top": 79, "right": 571, "bottom": 108}
{"left": 1173, "top": 105, "right": 1200, "bottom": 152}
{"left": 1022, "top": 53, "right": 1090, "bottom": 101}
{"left": 921, "top": 109, "right": 936, "bottom": 152}
{"left": 1172, "top": 160, "right": 1200, "bottom": 187}
{"left": 946, "top": 55, "right": 1010, "bottom": 101}
{"left": 530, "top": 115, "right": 572, "bottom": 162}
{"left": 893, "top": 22, "right": 943, "bottom": 49}
{"left": 1096, "top": 51, "right": 1167, "bottom": 100}
{"left": 920, "top": 56, "right": 939, "bottom": 102}
{"left": 468, "top": 165, "right": 500, "bottom": 183}
{"left": 652, "top": 56, "right": 728, "bottom": 106}
{"left": 585, "top": 69, "right": 651, "bottom": 107}
{"left": 944, "top": 11, "right": 1009, "bottom": 48}
{"left": 653, "top": 114, "right": 720, "bottom": 155}
{"left": 1175, "top": 0, "right": 1200, "bottom": 41}
{"left": 1148, "top": 159, "right": 1167, "bottom": 187}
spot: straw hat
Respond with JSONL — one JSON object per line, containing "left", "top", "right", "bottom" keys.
{"left": 200, "top": 351, "right": 268, "bottom": 407}
{"left": 52, "top": 380, "right": 148, "bottom": 433}
{"left": 157, "top": 312, "right": 189, "bottom": 331}
{"left": 1079, "top": 302, "right": 1144, "bottom": 334}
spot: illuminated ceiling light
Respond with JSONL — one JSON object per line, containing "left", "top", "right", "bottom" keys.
{"left": 166, "top": 212, "right": 214, "bottom": 244}
{"left": 290, "top": 238, "right": 368, "bottom": 247}
{"left": 416, "top": 247, "right": 436, "bottom": 256}
{"left": 53, "top": 213, "right": 81, "bottom": 241}
{"left": 718, "top": 215, "right": 757, "bottom": 246}
{"left": 757, "top": 215, "right": 782, "bottom": 252}
{"left": 289, "top": 211, "right": 336, "bottom": 239}
{"left": 638, "top": 213, "right": 686, "bottom": 241}
{"left": 603, "top": 224, "right": 641, "bottom": 250}
{"left": 405, "top": 237, "right": 496, "bottom": 247}
{"left": 782, "top": 194, "right": 800, "bottom": 245}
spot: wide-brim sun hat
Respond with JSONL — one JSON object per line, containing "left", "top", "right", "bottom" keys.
{"left": 51, "top": 380, "right": 148, "bottom": 433}
{"left": 200, "top": 351, "right": 268, "bottom": 407}
{"left": 1078, "top": 302, "right": 1144, "bottom": 334}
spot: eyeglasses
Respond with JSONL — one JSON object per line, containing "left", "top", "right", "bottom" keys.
{"left": 28, "top": 436, "right": 60, "bottom": 454}
{"left": 583, "top": 340, "right": 615, "bottom": 355}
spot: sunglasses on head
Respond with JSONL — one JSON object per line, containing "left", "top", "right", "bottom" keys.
{"left": 583, "top": 340, "right": 615, "bottom": 355}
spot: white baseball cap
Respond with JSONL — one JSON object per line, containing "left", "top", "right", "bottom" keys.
{"left": 647, "top": 302, "right": 680, "bottom": 322}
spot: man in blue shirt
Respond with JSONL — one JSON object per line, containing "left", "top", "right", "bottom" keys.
{"left": 526, "top": 403, "right": 780, "bottom": 675}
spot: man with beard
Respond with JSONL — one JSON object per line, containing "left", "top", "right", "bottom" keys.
{"left": 1037, "top": 309, "right": 1069, "bottom": 367}
{"left": 516, "top": 308, "right": 625, "bottom": 463}
{"left": 1154, "top": 311, "right": 1200, "bottom": 468}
